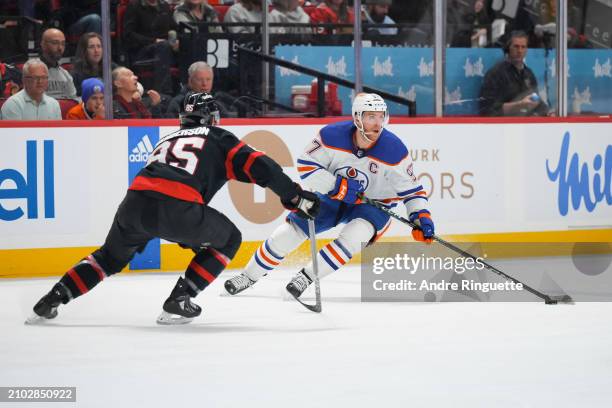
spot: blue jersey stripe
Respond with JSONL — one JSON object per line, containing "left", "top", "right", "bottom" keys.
{"left": 255, "top": 253, "right": 274, "bottom": 270}
{"left": 320, "top": 251, "right": 339, "bottom": 271}
{"left": 333, "top": 240, "right": 352, "bottom": 259}
{"left": 397, "top": 186, "right": 423, "bottom": 197}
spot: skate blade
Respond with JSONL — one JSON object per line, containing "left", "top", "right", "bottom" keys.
{"left": 156, "top": 311, "right": 194, "bottom": 325}
{"left": 24, "top": 314, "right": 51, "bottom": 325}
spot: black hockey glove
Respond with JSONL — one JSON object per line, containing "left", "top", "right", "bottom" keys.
{"left": 281, "top": 184, "right": 320, "bottom": 219}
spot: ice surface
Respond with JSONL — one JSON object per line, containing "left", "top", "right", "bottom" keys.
{"left": 2, "top": 265, "right": 612, "bottom": 408}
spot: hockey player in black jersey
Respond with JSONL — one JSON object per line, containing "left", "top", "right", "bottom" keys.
{"left": 26, "top": 92, "right": 320, "bottom": 325}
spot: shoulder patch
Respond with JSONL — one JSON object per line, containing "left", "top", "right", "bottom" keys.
{"left": 367, "top": 129, "right": 408, "bottom": 165}
{"left": 319, "top": 120, "right": 355, "bottom": 152}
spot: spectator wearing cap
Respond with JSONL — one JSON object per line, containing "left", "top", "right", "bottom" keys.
{"left": 40, "top": 28, "right": 78, "bottom": 100}
{"left": 1, "top": 58, "right": 62, "bottom": 120}
{"left": 362, "top": 0, "right": 397, "bottom": 36}
{"left": 66, "top": 78, "right": 105, "bottom": 120}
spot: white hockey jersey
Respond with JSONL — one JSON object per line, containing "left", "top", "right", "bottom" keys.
{"left": 297, "top": 120, "right": 429, "bottom": 216}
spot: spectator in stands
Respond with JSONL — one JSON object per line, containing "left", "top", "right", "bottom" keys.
{"left": 112, "top": 66, "right": 161, "bottom": 119}
{"left": 165, "top": 61, "right": 244, "bottom": 118}
{"left": 1, "top": 58, "right": 61, "bottom": 120}
{"left": 479, "top": 31, "right": 549, "bottom": 116}
{"left": 40, "top": 28, "right": 78, "bottom": 100}
{"left": 0, "top": 62, "right": 21, "bottom": 97}
{"left": 123, "top": 0, "right": 178, "bottom": 95}
{"left": 310, "top": 0, "right": 354, "bottom": 35}
{"left": 174, "top": 0, "right": 222, "bottom": 32}
{"left": 166, "top": 61, "right": 213, "bottom": 117}
{"left": 54, "top": 1, "right": 102, "bottom": 37}
{"left": 269, "top": 0, "right": 311, "bottom": 34}
{"left": 362, "top": 0, "right": 397, "bottom": 36}
{"left": 71, "top": 32, "right": 118, "bottom": 96}
{"left": 447, "top": 0, "right": 492, "bottom": 47}
{"left": 224, "top": 0, "right": 263, "bottom": 33}
{"left": 66, "top": 77, "right": 105, "bottom": 119}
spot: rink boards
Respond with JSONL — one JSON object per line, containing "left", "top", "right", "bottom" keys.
{"left": 0, "top": 118, "right": 610, "bottom": 277}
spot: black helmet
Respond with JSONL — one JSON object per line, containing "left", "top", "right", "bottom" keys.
{"left": 180, "top": 92, "right": 220, "bottom": 128}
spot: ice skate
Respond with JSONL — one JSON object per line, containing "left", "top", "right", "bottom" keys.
{"left": 25, "top": 283, "right": 69, "bottom": 325}
{"left": 157, "top": 277, "right": 202, "bottom": 325}
{"left": 286, "top": 269, "right": 312, "bottom": 300}
{"left": 224, "top": 272, "right": 256, "bottom": 295}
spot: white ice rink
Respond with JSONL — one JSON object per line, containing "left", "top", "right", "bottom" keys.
{"left": 2, "top": 265, "right": 612, "bottom": 408}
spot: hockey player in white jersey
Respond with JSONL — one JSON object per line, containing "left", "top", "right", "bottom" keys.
{"left": 224, "top": 93, "right": 435, "bottom": 299}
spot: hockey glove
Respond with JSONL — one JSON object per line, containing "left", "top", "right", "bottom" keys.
{"left": 282, "top": 184, "right": 320, "bottom": 219}
{"left": 329, "top": 175, "right": 364, "bottom": 204}
{"left": 409, "top": 209, "right": 435, "bottom": 244}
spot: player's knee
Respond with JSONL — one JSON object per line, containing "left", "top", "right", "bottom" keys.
{"left": 221, "top": 225, "right": 242, "bottom": 259}
{"left": 338, "top": 219, "right": 375, "bottom": 254}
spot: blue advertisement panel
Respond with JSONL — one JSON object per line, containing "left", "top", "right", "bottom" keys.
{"left": 128, "top": 127, "right": 160, "bottom": 270}
{"left": 361, "top": 47, "right": 434, "bottom": 116}
{"left": 275, "top": 46, "right": 612, "bottom": 116}
{"left": 274, "top": 46, "right": 354, "bottom": 115}
{"left": 568, "top": 49, "right": 612, "bottom": 114}
{"left": 0, "top": 140, "right": 54, "bottom": 221}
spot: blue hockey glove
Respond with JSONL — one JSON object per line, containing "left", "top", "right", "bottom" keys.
{"left": 329, "top": 175, "right": 364, "bottom": 204}
{"left": 409, "top": 209, "right": 435, "bottom": 244}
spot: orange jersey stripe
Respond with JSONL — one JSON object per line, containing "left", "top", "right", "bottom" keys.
{"left": 258, "top": 246, "right": 280, "bottom": 266}
{"left": 326, "top": 244, "right": 346, "bottom": 265}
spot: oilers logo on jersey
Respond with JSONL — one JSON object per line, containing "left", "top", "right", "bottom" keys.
{"left": 334, "top": 166, "right": 370, "bottom": 190}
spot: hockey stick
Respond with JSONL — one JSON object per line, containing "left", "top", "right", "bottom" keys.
{"left": 290, "top": 218, "right": 323, "bottom": 313}
{"left": 360, "top": 195, "right": 573, "bottom": 305}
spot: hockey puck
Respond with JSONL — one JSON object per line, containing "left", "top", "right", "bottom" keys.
{"left": 424, "top": 292, "right": 436, "bottom": 302}
{"left": 545, "top": 299, "right": 557, "bottom": 305}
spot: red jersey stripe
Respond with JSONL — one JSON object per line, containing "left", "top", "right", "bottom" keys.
{"left": 129, "top": 176, "right": 204, "bottom": 204}
{"left": 210, "top": 248, "right": 230, "bottom": 267}
{"left": 67, "top": 268, "right": 88, "bottom": 295}
{"left": 189, "top": 261, "right": 216, "bottom": 283}
{"left": 243, "top": 151, "right": 265, "bottom": 183}
{"left": 86, "top": 255, "right": 106, "bottom": 281}
{"left": 225, "top": 142, "right": 245, "bottom": 180}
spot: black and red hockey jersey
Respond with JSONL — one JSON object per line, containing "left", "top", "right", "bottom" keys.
{"left": 129, "top": 125, "right": 297, "bottom": 204}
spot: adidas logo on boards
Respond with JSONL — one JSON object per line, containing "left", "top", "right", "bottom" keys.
{"left": 129, "top": 134, "right": 154, "bottom": 162}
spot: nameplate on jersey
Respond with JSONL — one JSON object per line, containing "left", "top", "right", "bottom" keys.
{"left": 157, "top": 126, "right": 210, "bottom": 147}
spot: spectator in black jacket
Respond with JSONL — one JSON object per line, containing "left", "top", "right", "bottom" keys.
{"left": 479, "top": 31, "right": 549, "bottom": 116}
{"left": 166, "top": 61, "right": 213, "bottom": 118}
{"left": 123, "top": 0, "right": 178, "bottom": 95}
{"left": 165, "top": 61, "right": 246, "bottom": 118}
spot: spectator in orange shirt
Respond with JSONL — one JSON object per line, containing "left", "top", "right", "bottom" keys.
{"left": 66, "top": 78, "right": 105, "bottom": 120}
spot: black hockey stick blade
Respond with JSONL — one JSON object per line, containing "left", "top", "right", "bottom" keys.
{"left": 288, "top": 290, "right": 322, "bottom": 313}
{"left": 544, "top": 294, "right": 574, "bottom": 305}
